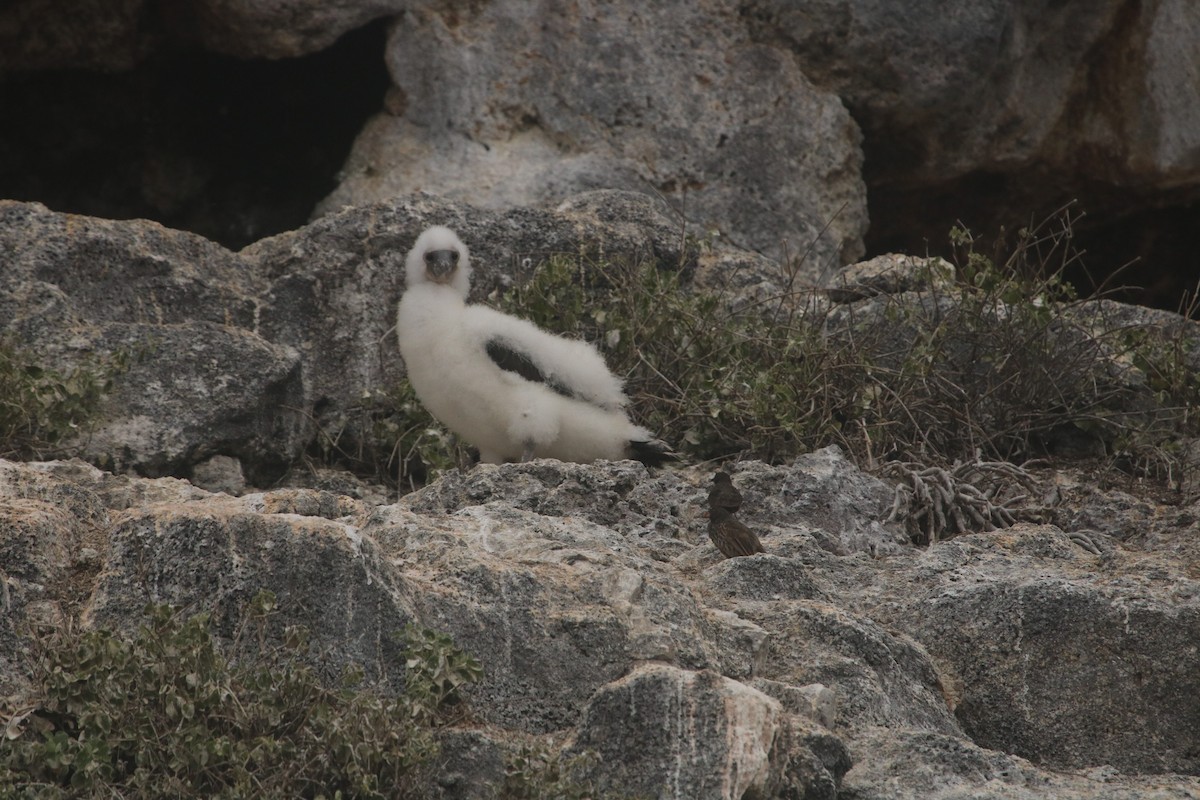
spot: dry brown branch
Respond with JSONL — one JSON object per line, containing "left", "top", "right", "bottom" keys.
{"left": 883, "top": 458, "right": 1038, "bottom": 545}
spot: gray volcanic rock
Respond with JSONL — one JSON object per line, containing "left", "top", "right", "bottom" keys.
{"left": 871, "top": 525, "right": 1200, "bottom": 775}
{"left": 748, "top": 0, "right": 1200, "bottom": 188}
{"left": 0, "top": 201, "right": 308, "bottom": 485}
{"left": 178, "top": 0, "right": 407, "bottom": 59}
{"left": 3, "top": 455, "right": 1200, "bottom": 797}
{"left": 82, "top": 321, "right": 305, "bottom": 483}
{"left": 569, "top": 663, "right": 781, "bottom": 800}
{"left": 0, "top": 0, "right": 405, "bottom": 70}
{"left": 841, "top": 727, "right": 1200, "bottom": 800}
{"left": 365, "top": 497, "right": 733, "bottom": 733}
{"left": 85, "top": 485, "right": 416, "bottom": 687}
{"left": 318, "top": 2, "right": 868, "bottom": 273}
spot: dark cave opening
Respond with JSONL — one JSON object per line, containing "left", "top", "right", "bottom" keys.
{"left": 0, "top": 18, "right": 391, "bottom": 251}
{"left": 865, "top": 170, "right": 1200, "bottom": 317}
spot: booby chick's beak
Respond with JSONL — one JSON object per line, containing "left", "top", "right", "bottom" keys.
{"left": 424, "top": 249, "right": 460, "bottom": 283}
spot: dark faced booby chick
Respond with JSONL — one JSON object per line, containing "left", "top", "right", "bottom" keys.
{"left": 396, "top": 225, "right": 675, "bottom": 466}
{"left": 708, "top": 471, "right": 743, "bottom": 513}
{"left": 707, "top": 504, "right": 765, "bottom": 559}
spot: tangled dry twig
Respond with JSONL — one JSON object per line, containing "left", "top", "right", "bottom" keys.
{"left": 883, "top": 459, "right": 1039, "bottom": 544}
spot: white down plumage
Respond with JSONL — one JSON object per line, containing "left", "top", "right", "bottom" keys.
{"left": 395, "top": 225, "right": 673, "bottom": 466}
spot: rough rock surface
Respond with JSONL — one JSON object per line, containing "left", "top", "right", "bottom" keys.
{"left": 174, "top": 0, "right": 407, "bottom": 59}
{"left": 874, "top": 526, "right": 1200, "bottom": 775}
{"left": 0, "top": 200, "right": 308, "bottom": 485}
{"left": 318, "top": 2, "right": 869, "bottom": 273}
{"left": 4, "top": 451, "right": 1200, "bottom": 798}
{"left": 744, "top": 0, "right": 1200, "bottom": 189}
{"left": 0, "top": 194, "right": 777, "bottom": 483}
{"left": 0, "top": 0, "right": 406, "bottom": 70}
{"left": 5, "top": 0, "right": 1200, "bottom": 299}
{"left": 570, "top": 664, "right": 780, "bottom": 799}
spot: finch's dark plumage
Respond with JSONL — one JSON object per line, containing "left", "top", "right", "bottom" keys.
{"left": 708, "top": 471, "right": 743, "bottom": 513}
{"left": 707, "top": 505, "right": 766, "bottom": 558}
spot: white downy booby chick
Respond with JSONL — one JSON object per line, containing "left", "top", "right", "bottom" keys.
{"left": 396, "top": 225, "right": 674, "bottom": 466}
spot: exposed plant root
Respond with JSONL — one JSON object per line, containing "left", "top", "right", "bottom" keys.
{"left": 883, "top": 459, "right": 1039, "bottom": 544}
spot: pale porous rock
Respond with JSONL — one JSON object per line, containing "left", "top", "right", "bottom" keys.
{"left": 866, "top": 525, "right": 1200, "bottom": 775}
{"left": 398, "top": 446, "right": 904, "bottom": 561}
{"left": 569, "top": 663, "right": 781, "bottom": 800}
{"left": 718, "top": 448, "right": 910, "bottom": 556}
{"left": 319, "top": 2, "right": 868, "bottom": 272}
{"left": 747, "top": 600, "right": 960, "bottom": 737}
{"left": 825, "top": 253, "right": 955, "bottom": 304}
{"left": 85, "top": 488, "right": 417, "bottom": 687}
{"left": 189, "top": 453, "right": 247, "bottom": 495}
{"left": 0, "top": 201, "right": 309, "bottom": 485}
{"left": 750, "top": 680, "right": 839, "bottom": 730}
{"left": 0, "top": 0, "right": 403, "bottom": 71}
{"left": 841, "top": 727, "right": 1197, "bottom": 800}
{"left": 364, "top": 499, "right": 738, "bottom": 733}
{"left": 0, "top": 458, "right": 206, "bottom": 699}
{"left": 79, "top": 321, "right": 307, "bottom": 483}
{"left": 5, "top": 449, "right": 1200, "bottom": 796}
{"left": 178, "top": 0, "right": 407, "bottom": 59}
{"left": 0, "top": 476, "right": 95, "bottom": 697}
{"left": 13, "top": 458, "right": 212, "bottom": 512}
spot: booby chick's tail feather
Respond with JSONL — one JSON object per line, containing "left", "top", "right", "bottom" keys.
{"left": 396, "top": 224, "right": 677, "bottom": 467}
{"left": 629, "top": 438, "right": 677, "bottom": 468}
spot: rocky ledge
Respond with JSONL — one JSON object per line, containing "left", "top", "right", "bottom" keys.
{"left": 3, "top": 449, "right": 1199, "bottom": 799}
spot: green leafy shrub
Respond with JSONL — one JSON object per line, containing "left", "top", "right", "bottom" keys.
{"left": 399, "top": 624, "right": 484, "bottom": 724}
{"left": 488, "top": 213, "right": 1197, "bottom": 471}
{"left": 0, "top": 339, "right": 123, "bottom": 459}
{"left": 499, "top": 253, "right": 867, "bottom": 463}
{"left": 0, "top": 591, "right": 481, "bottom": 799}
{"left": 310, "top": 382, "right": 463, "bottom": 490}
{"left": 500, "top": 746, "right": 611, "bottom": 800}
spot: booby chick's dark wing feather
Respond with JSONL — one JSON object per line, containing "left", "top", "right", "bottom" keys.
{"left": 484, "top": 338, "right": 577, "bottom": 401}
{"left": 464, "top": 304, "right": 628, "bottom": 412}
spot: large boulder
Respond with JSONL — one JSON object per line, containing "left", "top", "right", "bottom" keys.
{"left": 747, "top": 0, "right": 1200, "bottom": 188}
{"left": 0, "top": 201, "right": 309, "bottom": 485}
{"left": 0, "top": 0, "right": 406, "bottom": 71}
{"left": 570, "top": 663, "right": 781, "bottom": 800}
{"left": 875, "top": 525, "right": 1200, "bottom": 775}
{"left": 317, "top": 2, "right": 868, "bottom": 272}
